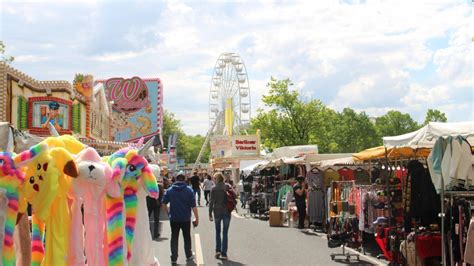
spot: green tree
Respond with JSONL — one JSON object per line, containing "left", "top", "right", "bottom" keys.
{"left": 0, "top": 41, "right": 14, "bottom": 63}
{"left": 375, "top": 110, "right": 419, "bottom": 138}
{"left": 251, "top": 77, "right": 328, "bottom": 150}
{"left": 332, "top": 108, "right": 379, "bottom": 152}
{"left": 182, "top": 135, "right": 210, "bottom": 164}
{"left": 162, "top": 111, "right": 185, "bottom": 158}
{"left": 423, "top": 109, "right": 447, "bottom": 125}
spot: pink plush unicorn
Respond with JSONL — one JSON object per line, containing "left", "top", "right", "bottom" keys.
{"left": 68, "top": 148, "right": 122, "bottom": 266}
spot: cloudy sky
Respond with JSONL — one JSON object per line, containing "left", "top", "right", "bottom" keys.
{"left": 1, "top": 0, "right": 472, "bottom": 135}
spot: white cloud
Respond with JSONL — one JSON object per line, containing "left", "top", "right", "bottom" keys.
{"left": 1, "top": 0, "right": 471, "bottom": 135}
{"left": 401, "top": 84, "right": 451, "bottom": 108}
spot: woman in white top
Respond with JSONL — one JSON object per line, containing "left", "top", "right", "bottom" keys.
{"left": 203, "top": 175, "right": 215, "bottom": 206}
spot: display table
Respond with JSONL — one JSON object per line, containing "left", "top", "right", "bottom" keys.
{"left": 415, "top": 234, "right": 441, "bottom": 259}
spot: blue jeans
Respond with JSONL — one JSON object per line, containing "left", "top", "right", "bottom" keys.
{"left": 240, "top": 192, "right": 247, "bottom": 207}
{"left": 214, "top": 213, "right": 231, "bottom": 256}
{"left": 193, "top": 188, "right": 201, "bottom": 205}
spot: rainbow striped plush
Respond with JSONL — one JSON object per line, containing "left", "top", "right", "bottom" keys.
{"left": 105, "top": 148, "right": 158, "bottom": 264}
{"left": 0, "top": 147, "right": 41, "bottom": 266}
{"left": 31, "top": 215, "right": 45, "bottom": 266}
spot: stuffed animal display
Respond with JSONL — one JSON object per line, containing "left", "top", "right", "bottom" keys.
{"left": 0, "top": 134, "right": 160, "bottom": 266}
{"left": 68, "top": 147, "right": 122, "bottom": 266}
{"left": 105, "top": 140, "right": 159, "bottom": 265}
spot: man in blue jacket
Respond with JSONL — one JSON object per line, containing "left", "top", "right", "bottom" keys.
{"left": 162, "top": 173, "right": 199, "bottom": 264}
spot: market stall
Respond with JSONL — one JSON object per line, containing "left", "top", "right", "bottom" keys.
{"left": 382, "top": 121, "right": 474, "bottom": 265}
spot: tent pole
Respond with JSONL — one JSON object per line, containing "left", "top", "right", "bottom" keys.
{"left": 440, "top": 176, "right": 445, "bottom": 266}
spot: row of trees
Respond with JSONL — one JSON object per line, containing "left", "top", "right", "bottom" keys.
{"left": 164, "top": 77, "right": 448, "bottom": 163}
{"left": 251, "top": 77, "right": 447, "bottom": 153}
{"left": 161, "top": 111, "right": 211, "bottom": 164}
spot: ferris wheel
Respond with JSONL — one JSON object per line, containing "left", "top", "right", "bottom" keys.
{"left": 209, "top": 52, "right": 251, "bottom": 135}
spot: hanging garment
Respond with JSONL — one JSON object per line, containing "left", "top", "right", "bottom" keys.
{"left": 427, "top": 138, "right": 447, "bottom": 191}
{"left": 338, "top": 168, "right": 354, "bottom": 181}
{"left": 308, "top": 190, "right": 325, "bottom": 224}
{"left": 400, "top": 240, "right": 422, "bottom": 266}
{"left": 464, "top": 218, "right": 474, "bottom": 264}
{"left": 441, "top": 137, "right": 453, "bottom": 189}
{"left": 404, "top": 160, "right": 440, "bottom": 231}
{"left": 323, "top": 169, "right": 341, "bottom": 187}
{"left": 453, "top": 137, "right": 474, "bottom": 187}
{"left": 354, "top": 169, "right": 370, "bottom": 185}
{"left": 306, "top": 171, "right": 323, "bottom": 190}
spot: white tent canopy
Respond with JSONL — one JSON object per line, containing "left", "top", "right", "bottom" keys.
{"left": 267, "top": 145, "right": 318, "bottom": 159}
{"left": 383, "top": 121, "right": 474, "bottom": 148}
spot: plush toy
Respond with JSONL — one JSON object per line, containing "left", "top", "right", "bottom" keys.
{"left": 68, "top": 147, "right": 123, "bottom": 266}
{"left": 15, "top": 142, "right": 79, "bottom": 266}
{"left": 0, "top": 147, "right": 41, "bottom": 266}
{"left": 105, "top": 139, "right": 159, "bottom": 265}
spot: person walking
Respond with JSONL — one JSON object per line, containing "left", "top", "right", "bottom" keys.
{"left": 238, "top": 179, "right": 246, "bottom": 208}
{"left": 293, "top": 176, "right": 307, "bottom": 229}
{"left": 203, "top": 174, "right": 215, "bottom": 206}
{"left": 209, "top": 172, "right": 233, "bottom": 260}
{"left": 190, "top": 171, "right": 202, "bottom": 206}
{"left": 162, "top": 174, "right": 199, "bottom": 264}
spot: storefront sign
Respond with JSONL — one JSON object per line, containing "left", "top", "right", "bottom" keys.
{"left": 211, "top": 135, "right": 260, "bottom": 158}
{"left": 98, "top": 77, "right": 163, "bottom": 142}
{"left": 231, "top": 135, "right": 259, "bottom": 157}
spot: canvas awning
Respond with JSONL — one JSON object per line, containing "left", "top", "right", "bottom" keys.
{"left": 383, "top": 121, "right": 474, "bottom": 148}
{"left": 352, "top": 146, "right": 431, "bottom": 161}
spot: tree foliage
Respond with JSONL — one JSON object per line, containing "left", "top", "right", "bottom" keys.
{"left": 0, "top": 41, "right": 14, "bottom": 63}
{"left": 374, "top": 110, "right": 419, "bottom": 138}
{"left": 162, "top": 111, "right": 209, "bottom": 164}
{"left": 182, "top": 135, "right": 210, "bottom": 164}
{"left": 251, "top": 77, "right": 327, "bottom": 150}
{"left": 162, "top": 111, "right": 185, "bottom": 158}
{"left": 423, "top": 109, "right": 447, "bottom": 125}
{"left": 252, "top": 77, "right": 450, "bottom": 153}
{"left": 332, "top": 108, "right": 380, "bottom": 153}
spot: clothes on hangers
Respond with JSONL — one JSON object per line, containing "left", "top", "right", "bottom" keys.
{"left": 323, "top": 169, "right": 341, "bottom": 187}
{"left": 404, "top": 160, "right": 440, "bottom": 232}
{"left": 308, "top": 189, "right": 326, "bottom": 224}
{"left": 446, "top": 197, "right": 472, "bottom": 264}
{"left": 354, "top": 168, "right": 370, "bottom": 185}
{"left": 338, "top": 167, "right": 355, "bottom": 181}
{"left": 464, "top": 218, "right": 474, "bottom": 264}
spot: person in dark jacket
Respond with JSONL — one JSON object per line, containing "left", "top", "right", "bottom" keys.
{"left": 162, "top": 174, "right": 199, "bottom": 264}
{"left": 293, "top": 176, "right": 307, "bottom": 229}
{"left": 209, "top": 172, "right": 232, "bottom": 260}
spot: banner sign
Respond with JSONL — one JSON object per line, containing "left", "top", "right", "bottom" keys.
{"left": 210, "top": 135, "right": 259, "bottom": 158}
{"left": 231, "top": 135, "right": 259, "bottom": 157}
{"left": 97, "top": 77, "right": 163, "bottom": 142}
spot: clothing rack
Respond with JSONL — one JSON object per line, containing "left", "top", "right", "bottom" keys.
{"left": 441, "top": 190, "right": 474, "bottom": 265}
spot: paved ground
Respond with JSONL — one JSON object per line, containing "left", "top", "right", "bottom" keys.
{"left": 150, "top": 204, "right": 386, "bottom": 265}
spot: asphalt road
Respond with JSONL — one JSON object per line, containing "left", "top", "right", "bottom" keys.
{"left": 150, "top": 204, "right": 384, "bottom": 266}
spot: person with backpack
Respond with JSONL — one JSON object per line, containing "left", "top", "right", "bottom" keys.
{"left": 162, "top": 174, "right": 199, "bottom": 264}
{"left": 209, "top": 172, "right": 236, "bottom": 260}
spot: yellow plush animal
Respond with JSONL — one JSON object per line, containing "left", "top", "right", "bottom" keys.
{"left": 16, "top": 141, "right": 79, "bottom": 266}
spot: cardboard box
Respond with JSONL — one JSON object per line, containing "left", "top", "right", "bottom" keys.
{"left": 269, "top": 207, "right": 282, "bottom": 227}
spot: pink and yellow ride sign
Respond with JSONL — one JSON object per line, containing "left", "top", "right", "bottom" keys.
{"left": 96, "top": 77, "right": 163, "bottom": 142}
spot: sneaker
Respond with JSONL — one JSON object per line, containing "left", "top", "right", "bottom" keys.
{"left": 215, "top": 252, "right": 221, "bottom": 258}
{"left": 186, "top": 253, "right": 195, "bottom": 261}
{"left": 171, "top": 258, "right": 177, "bottom": 264}
{"left": 221, "top": 254, "right": 228, "bottom": 260}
